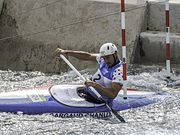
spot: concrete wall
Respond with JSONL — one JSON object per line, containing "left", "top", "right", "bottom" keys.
{"left": 0, "top": 0, "right": 146, "bottom": 73}
{"left": 148, "top": 2, "right": 180, "bottom": 33}
{"left": 135, "top": 31, "right": 180, "bottom": 64}
{"left": 0, "top": 0, "right": 3, "bottom": 14}
{"left": 134, "top": 1, "right": 180, "bottom": 66}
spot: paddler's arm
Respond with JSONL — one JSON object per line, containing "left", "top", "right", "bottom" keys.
{"left": 84, "top": 80, "right": 122, "bottom": 99}
{"left": 54, "top": 48, "right": 97, "bottom": 62}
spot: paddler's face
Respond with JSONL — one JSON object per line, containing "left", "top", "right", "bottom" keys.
{"left": 102, "top": 54, "right": 115, "bottom": 67}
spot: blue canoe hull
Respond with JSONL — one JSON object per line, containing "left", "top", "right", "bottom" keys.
{"left": 0, "top": 85, "right": 167, "bottom": 118}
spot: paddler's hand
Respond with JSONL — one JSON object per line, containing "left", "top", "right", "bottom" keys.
{"left": 53, "top": 48, "right": 66, "bottom": 57}
{"left": 84, "top": 80, "right": 99, "bottom": 88}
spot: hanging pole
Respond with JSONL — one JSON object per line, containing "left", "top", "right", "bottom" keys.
{"left": 120, "top": 0, "right": 127, "bottom": 99}
{"left": 165, "top": 0, "right": 171, "bottom": 78}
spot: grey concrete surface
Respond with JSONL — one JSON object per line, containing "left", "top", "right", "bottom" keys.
{"left": 0, "top": 0, "right": 3, "bottom": 14}
{"left": 1, "top": 0, "right": 179, "bottom": 73}
{"left": 0, "top": 0, "right": 146, "bottom": 72}
{"left": 148, "top": 1, "right": 180, "bottom": 33}
{"left": 133, "top": 1, "right": 180, "bottom": 66}
{"left": 135, "top": 31, "right": 180, "bottom": 64}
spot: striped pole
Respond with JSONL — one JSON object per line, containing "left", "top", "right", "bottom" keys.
{"left": 165, "top": 0, "right": 171, "bottom": 78}
{"left": 121, "top": 0, "right": 127, "bottom": 99}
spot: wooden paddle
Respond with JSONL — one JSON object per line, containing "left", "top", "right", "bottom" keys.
{"left": 60, "top": 54, "right": 125, "bottom": 123}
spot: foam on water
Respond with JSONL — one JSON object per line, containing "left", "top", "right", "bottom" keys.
{"left": 0, "top": 65, "right": 180, "bottom": 135}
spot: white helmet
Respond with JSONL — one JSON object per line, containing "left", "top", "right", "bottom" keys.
{"left": 99, "top": 43, "right": 118, "bottom": 57}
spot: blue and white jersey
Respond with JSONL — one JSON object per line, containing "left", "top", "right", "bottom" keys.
{"left": 91, "top": 55, "right": 123, "bottom": 88}
{"left": 86, "top": 55, "right": 123, "bottom": 102}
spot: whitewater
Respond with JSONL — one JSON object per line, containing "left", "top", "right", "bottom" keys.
{"left": 0, "top": 64, "right": 180, "bottom": 135}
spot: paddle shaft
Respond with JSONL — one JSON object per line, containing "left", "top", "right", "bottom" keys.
{"left": 60, "top": 55, "right": 101, "bottom": 98}
{"left": 60, "top": 54, "right": 125, "bottom": 123}
{"left": 60, "top": 55, "right": 85, "bottom": 81}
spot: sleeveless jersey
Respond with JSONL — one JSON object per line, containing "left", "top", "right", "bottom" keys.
{"left": 88, "top": 55, "right": 123, "bottom": 102}
{"left": 91, "top": 55, "right": 123, "bottom": 87}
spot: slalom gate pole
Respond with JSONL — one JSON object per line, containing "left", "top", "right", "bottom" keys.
{"left": 120, "top": 0, "right": 127, "bottom": 99}
{"left": 165, "top": 0, "right": 171, "bottom": 78}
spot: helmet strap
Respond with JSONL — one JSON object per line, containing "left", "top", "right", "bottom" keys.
{"left": 111, "top": 54, "right": 119, "bottom": 67}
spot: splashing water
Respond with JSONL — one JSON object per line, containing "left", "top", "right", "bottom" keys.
{"left": 0, "top": 65, "right": 180, "bottom": 135}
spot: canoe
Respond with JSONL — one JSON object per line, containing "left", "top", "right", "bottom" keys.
{"left": 0, "top": 85, "right": 167, "bottom": 118}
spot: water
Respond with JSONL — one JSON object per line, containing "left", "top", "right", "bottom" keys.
{"left": 0, "top": 65, "right": 180, "bottom": 135}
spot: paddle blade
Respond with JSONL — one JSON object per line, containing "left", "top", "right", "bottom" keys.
{"left": 106, "top": 104, "right": 125, "bottom": 123}
{"left": 111, "top": 108, "right": 126, "bottom": 123}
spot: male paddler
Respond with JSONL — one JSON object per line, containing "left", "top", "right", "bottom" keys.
{"left": 54, "top": 43, "right": 123, "bottom": 103}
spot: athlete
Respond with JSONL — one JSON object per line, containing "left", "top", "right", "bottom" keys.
{"left": 54, "top": 43, "right": 123, "bottom": 102}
